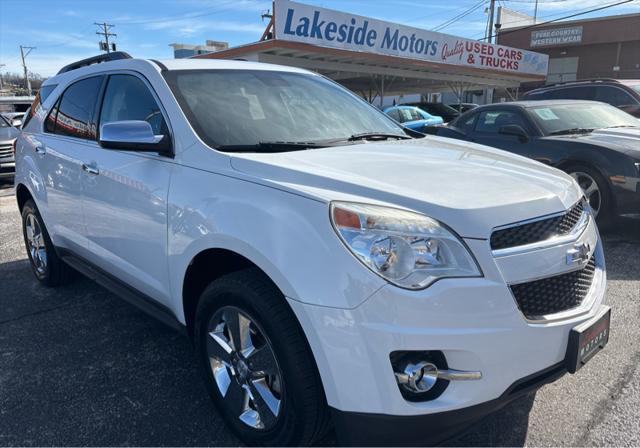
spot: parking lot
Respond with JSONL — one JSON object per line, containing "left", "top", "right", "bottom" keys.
{"left": 0, "top": 180, "right": 639, "bottom": 447}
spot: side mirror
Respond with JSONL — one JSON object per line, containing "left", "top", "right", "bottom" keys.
{"left": 99, "top": 120, "right": 173, "bottom": 156}
{"left": 11, "top": 119, "right": 22, "bottom": 128}
{"left": 499, "top": 124, "right": 529, "bottom": 141}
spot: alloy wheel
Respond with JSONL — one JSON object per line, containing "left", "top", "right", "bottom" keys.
{"left": 207, "top": 306, "right": 283, "bottom": 430}
{"left": 570, "top": 171, "right": 601, "bottom": 218}
{"left": 25, "top": 213, "right": 47, "bottom": 275}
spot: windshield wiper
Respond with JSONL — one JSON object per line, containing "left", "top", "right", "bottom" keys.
{"left": 217, "top": 141, "right": 332, "bottom": 153}
{"left": 605, "top": 125, "right": 638, "bottom": 129}
{"left": 347, "top": 132, "right": 411, "bottom": 141}
{"left": 549, "top": 128, "right": 595, "bottom": 136}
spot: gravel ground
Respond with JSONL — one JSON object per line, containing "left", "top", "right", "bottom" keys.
{"left": 0, "top": 181, "right": 638, "bottom": 447}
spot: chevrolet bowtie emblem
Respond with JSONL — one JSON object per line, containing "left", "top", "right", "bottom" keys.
{"left": 566, "top": 242, "right": 591, "bottom": 266}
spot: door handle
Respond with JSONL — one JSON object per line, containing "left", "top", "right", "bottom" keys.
{"left": 35, "top": 145, "right": 46, "bottom": 155}
{"left": 81, "top": 163, "right": 99, "bottom": 175}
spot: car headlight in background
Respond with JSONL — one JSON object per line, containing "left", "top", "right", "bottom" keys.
{"left": 330, "top": 202, "right": 482, "bottom": 289}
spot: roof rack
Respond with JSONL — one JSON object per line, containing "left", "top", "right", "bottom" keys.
{"left": 533, "top": 78, "right": 624, "bottom": 90}
{"left": 57, "top": 52, "right": 132, "bottom": 75}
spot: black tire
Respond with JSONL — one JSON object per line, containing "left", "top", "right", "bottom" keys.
{"left": 565, "top": 164, "right": 613, "bottom": 229}
{"left": 194, "top": 268, "right": 331, "bottom": 446}
{"left": 21, "top": 199, "right": 75, "bottom": 286}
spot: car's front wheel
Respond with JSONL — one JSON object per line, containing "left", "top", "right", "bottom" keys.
{"left": 194, "top": 268, "right": 330, "bottom": 446}
{"left": 21, "top": 199, "right": 74, "bottom": 286}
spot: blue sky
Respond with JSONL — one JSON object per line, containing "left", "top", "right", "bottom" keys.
{"left": 1, "top": 0, "right": 638, "bottom": 77}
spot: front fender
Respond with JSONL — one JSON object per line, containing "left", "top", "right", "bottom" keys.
{"left": 167, "top": 164, "right": 386, "bottom": 321}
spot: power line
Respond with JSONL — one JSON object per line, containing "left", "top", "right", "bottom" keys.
{"left": 481, "top": 0, "right": 636, "bottom": 41}
{"left": 432, "top": 0, "right": 488, "bottom": 32}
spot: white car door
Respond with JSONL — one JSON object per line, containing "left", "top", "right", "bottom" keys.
{"left": 80, "top": 72, "right": 174, "bottom": 306}
{"left": 37, "top": 75, "right": 105, "bottom": 256}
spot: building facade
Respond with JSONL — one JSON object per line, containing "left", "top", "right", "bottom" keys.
{"left": 497, "top": 13, "right": 640, "bottom": 84}
{"left": 170, "top": 40, "right": 229, "bottom": 59}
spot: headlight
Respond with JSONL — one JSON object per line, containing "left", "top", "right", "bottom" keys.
{"left": 330, "top": 202, "right": 482, "bottom": 289}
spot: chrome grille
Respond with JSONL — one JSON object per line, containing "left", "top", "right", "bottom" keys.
{"left": 491, "top": 200, "right": 585, "bottom": 250}
{"left": 510, "top": 256, "right": 596, "bottom": 320}
{"left": 0, "top": 143, "right": 12, "bottom": 158}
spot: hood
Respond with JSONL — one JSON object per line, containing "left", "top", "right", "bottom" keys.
{"left": 0, "top": 126, "right": 18, "bottom": 142}
{"left": 546, "top": 127, "right": 640, "bottom": 156}
{"left": 230, "top": 136, "right": 581, "bottom": 238}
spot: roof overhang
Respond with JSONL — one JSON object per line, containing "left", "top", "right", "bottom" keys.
{"left": 195, "top": 39, "right": 545, "bottom": 95}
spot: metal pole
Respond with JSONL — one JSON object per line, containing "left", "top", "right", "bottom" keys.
{"left": 0, "top": 63, "right": 5, "bottom": 90}
{"left": 19, "top": 45, "right": 35, "bottom": 95}
{"left": 95, "top": 22, "right": 116, "bottom": 53}
{"left": 533, "top": 0, "right": 539, "bottom": 24}
{"left": 488, "top": 0, "right": 496, "bottom": 43}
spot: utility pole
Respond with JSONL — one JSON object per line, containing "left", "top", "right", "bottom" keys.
{"left": 487, "top": 0, "right": 496, "bottom": 43}
{"left": 0, "top": 63, "right": 5, "bottom": 90}
{"left": 19, "top": 45, "right": 35, "bottom": 95}
{"left": 95, "top": 22, "right": 116, "bottom": 53}
{"left": 533, "top": 0, "right": 539, "bottom": 24}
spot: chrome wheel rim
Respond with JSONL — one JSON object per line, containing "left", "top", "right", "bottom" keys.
{"left": 25, "top": 213, "right": 47, "bottom": 275}
{"left": 570, "top": 171, "right": 601, "bottom": 217}
{"left": 207, "top": 306, "right": 283, "bottom": 430}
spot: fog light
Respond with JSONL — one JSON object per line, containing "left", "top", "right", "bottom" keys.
{"left": 391, "top": 351, "right": 482, "bottom": 402}
{"left": 395, "top": 361, "right": 439, "bottom": 393}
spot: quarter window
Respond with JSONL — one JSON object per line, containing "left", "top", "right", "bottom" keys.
{"left": 47, "top": 76, "right": 103, "bottom": 139}
{"left": 99, "top": 74, "right": 168, "bottom": 136}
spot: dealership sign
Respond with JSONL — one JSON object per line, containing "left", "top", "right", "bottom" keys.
{"left": 531, "top": 26, "right": 583, "bottom": 47}
{"left": 274, "top": 0, "right": 548, "bottom": 76}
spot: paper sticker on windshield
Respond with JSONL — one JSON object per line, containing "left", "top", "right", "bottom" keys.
{"left": 241, "top": 88, "right": 266, "bottom": 120}
{"left": 533, "top": 108, "right": 559, "bottom": 120}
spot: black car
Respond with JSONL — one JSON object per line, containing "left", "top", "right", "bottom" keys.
{"left": 448, "top": 102, "right": 479, "bottom": 114}
{"left": 436, "top": 100, "right": 640, "bottom": 225}
{"left": 523, "top": 79, "right": 640, "bottom": 118}
{"left": 0, "top": 114, "right": 19, "bottom": 182}
{"left": 401, "top": 102, "right": 460, "bottom": 123}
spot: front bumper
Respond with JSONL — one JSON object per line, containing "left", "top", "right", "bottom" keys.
{"left": 287, "top": 215, "right": 606, "bottom": 440}
{"left": 331, "top": 361, "right": 567, "bottom": 446}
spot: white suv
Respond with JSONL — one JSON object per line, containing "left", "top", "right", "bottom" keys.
{"left": 15, "top": 53, "right": 610, "bottom": 446}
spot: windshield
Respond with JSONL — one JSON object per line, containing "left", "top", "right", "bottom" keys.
{"left": 529, "top": 103, "right": 639, "bottom": 135}
{"left": 164, "top": 69, "right": 404, "bottom": 151}
{"left": 0, "top": 116, "right": 8, "bottom": 128}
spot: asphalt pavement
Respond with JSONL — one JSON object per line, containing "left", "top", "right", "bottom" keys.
{"left": 1, "top": 180, "right": 639, "bottom": 447}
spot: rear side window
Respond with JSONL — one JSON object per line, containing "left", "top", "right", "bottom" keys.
{"left": 99, "top": 74, "right": 168, "bottom": 136}
{"left": 594, "top": 86, "right": 636, "bottom": 106}
{"left": 453, "top": 113, "right": 477, "bottom": 133}
{"left": 47, "top": 76, "right": 103, "bottom": 140}
{"left": 475, "top": 110, "right": 528, "bottom": 134}
{"left": 559, "top": 86, "right": 593, "bottom": 100}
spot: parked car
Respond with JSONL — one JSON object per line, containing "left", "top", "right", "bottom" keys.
{"left": 0, "top": 114, "right": 18, "bottom": 181}
{"left": 523, "top": 79, "right": 640, "bottom": 118}
{"left": 401, "top": 101, "right": 460, "bottom": 122}
{"left": 384, "top": 105, "right": 443, "bottom": 131}
{"left": 437, "top": 100, "right": 640, "bottom": 225}
{"left": 15, "top": 54, "right": 610, "bottom": 446}
{"left": 2, "top": 111, "right": 26, "bottom": 128}
{"left": 448, "top": 102, "right": 479, "bottom": 113}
